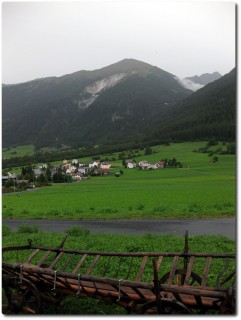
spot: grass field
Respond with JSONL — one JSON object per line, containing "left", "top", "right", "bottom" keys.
{"left": 2, "top": 142, "right": 236, "bottom": 219}
{"left": 2, "top": 224, "right": 236, "bottom": 314}
{"left": 2, "top": 144, "right": 35, "bottom": 159}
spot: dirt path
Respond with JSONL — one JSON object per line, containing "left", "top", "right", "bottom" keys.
{"left": 3, "top": 217, "right": 236, "bottom": 240}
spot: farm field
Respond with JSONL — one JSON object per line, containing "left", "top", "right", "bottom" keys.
{"left": 2, "top": 144, "right": 35, "bottom": 159}
{"left": 2, "top": 224, "right": 236, "bottom": 314}
{"left": 2, "top": 142, "right": 236, "bottom": 220}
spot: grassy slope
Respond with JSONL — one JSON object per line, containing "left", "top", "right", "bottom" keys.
{"left": 2, "top": 144, "right": 35, "bottom": 158}
{"left": 2, "top": 142, "right": 236, "bottom": 219}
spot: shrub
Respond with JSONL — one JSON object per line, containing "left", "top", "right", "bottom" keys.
{"left": 17, "top": 224, "right": 39, "bottom": 234}
{"left": 187, "top": 203, "right": 203, "bottom": 213}
{"left": 137, "top": 203, "right": 145, "bottom": 210}
{"left": 65, "top": 226, "right": 90, "bottom": 237}
{"left": 48, "top": 209, "right": 60, "bottom": 216}
{"left": 20, "top": 209, "right": 30, "bottom": 215}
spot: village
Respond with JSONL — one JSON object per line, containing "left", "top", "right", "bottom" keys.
{"left": 2, "top": 157, "right": 178, "bottom": 193}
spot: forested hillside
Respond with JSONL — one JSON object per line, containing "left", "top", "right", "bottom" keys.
{"left": 2, "top": 59, "right": 191, "bottom": 148}
{"left": 147, "top": 68, "right": 236, "bottom": 143}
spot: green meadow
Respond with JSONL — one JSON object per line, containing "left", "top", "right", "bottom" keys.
{"left": 2, "top": 142, "right": 236, "bottom": 219}
{"left": 2, "top": 144, "right": 35, "bottom": 159}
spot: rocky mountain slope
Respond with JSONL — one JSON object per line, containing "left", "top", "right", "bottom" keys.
{"left": 2, "top": 59, "right": 192, "bottom": 148}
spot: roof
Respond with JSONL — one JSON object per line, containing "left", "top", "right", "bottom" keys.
{"left": 33, "top": 169, "right": 42, "bottom": 175}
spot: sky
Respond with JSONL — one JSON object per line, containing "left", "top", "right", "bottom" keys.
{"left": 1, "top": 0, "right": 236, "bottom": 84}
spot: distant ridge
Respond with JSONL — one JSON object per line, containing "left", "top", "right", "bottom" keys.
{"left": 185, "top": 72, "right": 222, "bottom": 85}
{"left": 176, "top": 72, "right": 222, "bottom": 92}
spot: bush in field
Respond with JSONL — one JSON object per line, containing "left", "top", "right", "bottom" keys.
{"left": 137, "top": 203, "right": 145, "bottom": 210}
{"left": 17, "top": 224, "right": 39, "bottom": 234}
{"left": 65, "top": 226, "right": 90, "bottom": 237}
{"left": 2, "top": 223, "right": 12, "bottom": 237}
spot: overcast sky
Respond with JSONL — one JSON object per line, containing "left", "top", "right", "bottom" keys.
{"left": 2, "top": 0, "right": 236, "bottom": 84}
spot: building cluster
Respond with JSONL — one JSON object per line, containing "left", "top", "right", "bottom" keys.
{"left": 3, "top": 157, "right": 167, "bottom": 189}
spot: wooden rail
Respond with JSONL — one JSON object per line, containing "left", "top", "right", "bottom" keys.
{"left": 2, "top": 236, "right": 236, "bottom": 314}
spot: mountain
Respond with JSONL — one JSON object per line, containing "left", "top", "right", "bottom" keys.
{"left": 2, "top": 59, "right": 192, "bottom": 148}
{"left": 176, "top": 72, "right": 222, "bottom": 92}
{"left": 186, "top": 72, "right": 222, "bottom": 85}
{"left": 147, "top": 68, "right": 236, "bottom": 142}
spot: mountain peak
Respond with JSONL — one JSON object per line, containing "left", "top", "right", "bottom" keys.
{"left": 185, "top": 72, "right": 222, "bottom": 86}
{"left": 97, "top": 58, "right": 154, "bottom": 75}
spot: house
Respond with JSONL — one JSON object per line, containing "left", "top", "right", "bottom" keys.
{"left": 89, "top": 161, "right": 100, "bottom": 168}
{"left": 38, "top": 163, "right": 47, "bottom": 169}
{"left": 8, "top": 172, "right": 17, "bottom": 179}
{"left": 33, "top": 169, "right": 42, "bottom": 177}
{"left": 70, "top": 165, "right": 77, "bottom": 173}
{"left": 71, "top": 173, "right": 82, "bottom": 181}
{"left": 78, "top": 167, "right": 91, "bottom": 175}
{"left": 2, "top": 176, "right": 9, "bottom": 186}
{"left": 155, "top": 161, "right": 165, "bottom": 168}
{"left": 72, "top": 159, "right": 79, "bottom": 165}
{"left": 79, "top": 162, "right": 86, "bottom": 167}
{"left": 139, "top": 160, "right": 150, "bottom": 170}
{"left": 147, "top": 164, "right": 158, "bottom": 170}
{"left": 100, "top": 162, "right": 111, "bottom": 169}
{"left": 93, "top": 168, "right": 110, "bottom": 176}
{"left": 126, "top": 160, "right": 136, "bottom": 169}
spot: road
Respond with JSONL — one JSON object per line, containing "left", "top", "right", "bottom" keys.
{"left": 3, "top": 217, "right": 236, "bottom": 240}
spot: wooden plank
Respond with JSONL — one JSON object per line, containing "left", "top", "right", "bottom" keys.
{"left": 201, "top": 257, "right": 212, "bottom": 286}
{"left": 131, "top": 286, "right": 146, "bottom": 299}
{"left": 37, "top": 250, "right": 52, "bottom": 267}
{"left": 168, "top": 256, "right": 179, "bottom": 285}
{"left": 85, "top": 255, "right": 100, "bottom": 275}
{"left": 151, "top": 256, "right": 164, "bottom": 283}
{"left": 25, "top": 249, "right": 40, "bottom": 263}
{"left": 72, "top": 254, "right": 88, "bottom": 274}
{"left": 49, "top": 252, "right": 64, "bottom": 269}
{"left": 136, "top": 256, "right": 148, "bottom": 282}
{"left": 156, "top": 255, "right": 164, "bottom": 273}
{"left": 184, "top": 256, "right": 195, "bottom": 285}
{"left": 28, "top": 246, "right": 235, "bottom": 258}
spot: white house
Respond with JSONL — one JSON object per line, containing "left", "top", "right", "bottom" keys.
{"left": 72, "top": 173, "right": 82, "bottom": 181}
{"left": 8, "top": 172, "right": 17, "bottom": 179}
{"left": 139, "top": 160, "right": 150, "bottom": 169}
{"left": 79, "top": 162, "right": 86, "bottom": 167}
{"left": 78, "top": 167, "right": 90, "bottom": 175}
{"left": 33, "top": 169, "right": 42, "bottom": 176}
{"left": 147, "top": 164, "right": 158, "bottom": 170}
{"left": 126, "top": 160, "right": 136, "bottom": 168}
{"left": 89, "top": 161, "right": 100, "bottom": 168}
